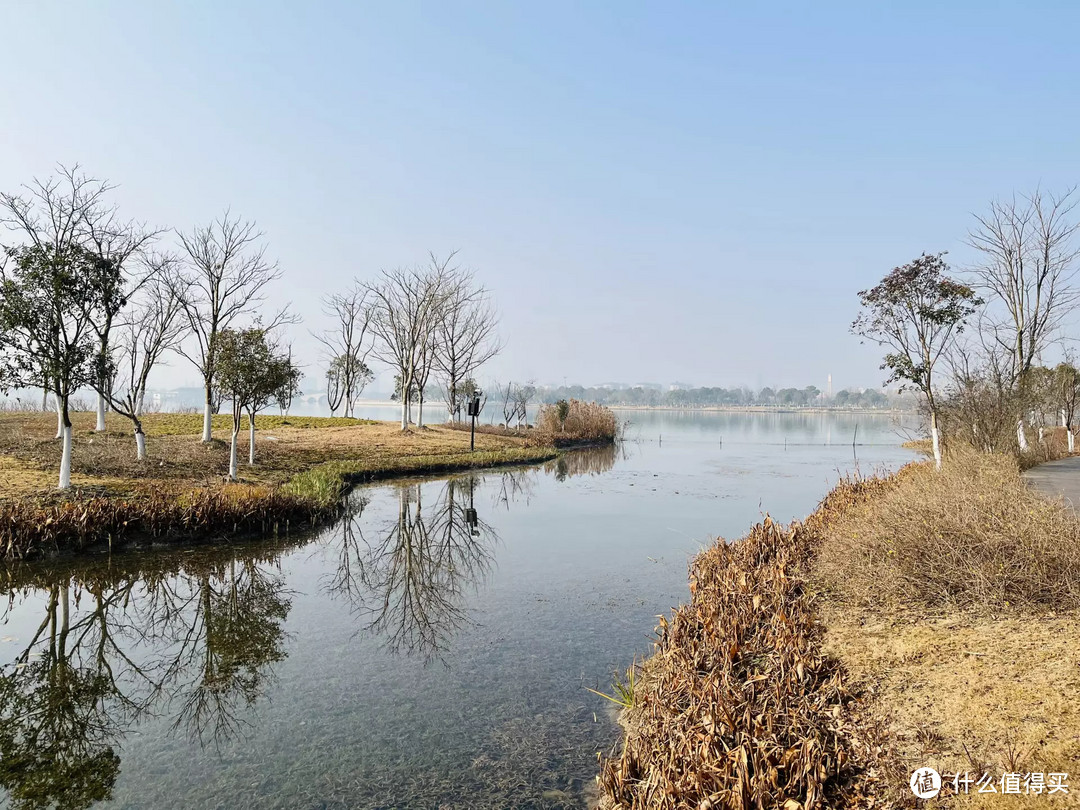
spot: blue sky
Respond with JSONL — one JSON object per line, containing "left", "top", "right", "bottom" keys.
{"left": 2, "top": 1, "right": 1079, "bottom": 392}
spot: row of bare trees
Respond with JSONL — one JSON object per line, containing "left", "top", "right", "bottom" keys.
{"left": 855, "top": 186, "right": 1080, "bottom": 467}
{"left": 0, "top": 166, "right": 506, "bottom": 489}
{"left": 316, "top": 251, "right": 501, "bottom": 430}
{"left": 0, "top": 166, "right": 299, "bottom": 486}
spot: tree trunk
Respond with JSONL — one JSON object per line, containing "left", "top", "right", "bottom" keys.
{"left": 1017, "top": 418, "right": 1029, "bottom": 452}
{"left": 229, "top": 428, "right": 239, "bottom": 481}
{"left": 55, "top": 397, "right": 63, "bottom": 439}
{"left": 248, "top": 412, "right": 256, "bottom": 465}
{"left": 401, "top": 395, "right": 408, "bottom": 431}
{"left": 202, "top": 383, "right": 214, "bottom": 443}
{"left": 135, "top": 422, "right": 146, "bottom": 461}
{"left": 96, "top": 392, "right": 107, "bottom": 432}
{"left": 930, "top": 410, "right": 942, "bottom": 470}
{"left": 1070, "top": 429, "right": 1076, "bottom": 454}
{"left": 136, "top": 387, "right": 146, "bottom": 418}
{"left": 417, "top": 393, "right": 425, "bottom": 428}
{"left": 58, "top": 400, "right": 73, "bottom": 490}
{"left": 41, "top": 387, "right": 48, "bottom": 412}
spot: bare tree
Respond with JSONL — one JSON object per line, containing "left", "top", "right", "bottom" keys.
{"left": 101, "top": 265, "right": 185, "bottom": 459}
{"left": 174, "top": 212, "right": 294, "bottom": 443}
{"left": 435, "top": 267, "right": 501, "bottom": 422}
{"left": 82, "top": 203, "right": 162, "bottom": 432}
{"left": 366, "top": 262, "right": 450, "bottom": 431}
{"left": 968, "top": 188, "right": 1080, "bottom": 449}
{"left": 314, "top": 283, "right": 372, "bottom": 418}
{"left": 1055, "top": 357, "right": 1080, "bottom": 453}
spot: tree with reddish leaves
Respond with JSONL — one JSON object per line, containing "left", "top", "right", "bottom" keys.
{"left": 854, "top": 253, "right": 982, "bottom": 468}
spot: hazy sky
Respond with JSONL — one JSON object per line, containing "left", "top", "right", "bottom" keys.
{"left": 2, "top": 1, "right": 1079, "bottom": 393}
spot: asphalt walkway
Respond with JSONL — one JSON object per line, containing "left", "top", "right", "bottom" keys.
{"left": 1023, "top": 455, "right": 1080, "bottom": 509}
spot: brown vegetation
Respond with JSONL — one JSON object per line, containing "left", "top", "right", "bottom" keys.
{"left": 535, "top": 399, "right": 620, "bottom": 443}
{"left": 597, "top": 514, "right": 885, "bottom": 809}
{"left": 815, "top": 452, "right": 1080, "bottom": 613}
{"left": 598, "top": 451, "right": 1080, "bottom": 808}
{"left": 0, "top": 411, "right": 559, "bottom": 558}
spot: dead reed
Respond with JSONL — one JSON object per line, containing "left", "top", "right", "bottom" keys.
{"left": 0, "top": 484, "right": 323, "bottom": 559}
{"left": 597, "top": 516, "right": 878, "bottom": 810}
{"left": 535, "top": 399, "right": 619, "bottom": 443}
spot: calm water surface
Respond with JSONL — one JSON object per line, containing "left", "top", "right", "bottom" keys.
{"left": 0, "top": 410, "right": 915, "bottom": 809}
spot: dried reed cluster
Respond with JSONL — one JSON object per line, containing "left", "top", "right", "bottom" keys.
{"left": 0, "top": 484, "right": 320, "bottom": 559}
{"left": 597, "top": 515, "right": 867, "bottom": 810}
{"left": 535, "top": 399, "right": 619, "bottom": 443}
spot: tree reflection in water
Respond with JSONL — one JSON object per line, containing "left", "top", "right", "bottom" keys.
{"left": 0, "top": 447, "right": 621, "bottom": 808}
{"left": 0, "top": 546, "right": 294, "bottom": 809}
{"left": 328, "top": 474, "right": 499, "bottom": 660}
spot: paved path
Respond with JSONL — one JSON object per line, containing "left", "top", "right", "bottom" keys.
{"left": 1023, "top": 456, "right": 1080, "bottom": 509}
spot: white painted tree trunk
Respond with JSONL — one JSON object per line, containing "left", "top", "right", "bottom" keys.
{"left": 202, "top": 398, "right": 213, "bottom": 443}
{"left": 1039, "top": 426, "right": 1045, "bottom": 443}
{"left": 1070, "top": 430, "right": 1076, "bottom": 454}
{"left": 59, "top": 424, "right": 73, "bottom": 490}
{"left": 400, "top": 397, "right": 408, "bottom": 430}
{"left": 41, "top": 388, "right": 48, "bottom": 411}
{"left": 95, "top": 394, "right": 106, "bottom": 432}
{"left": 135, "top": 428, "right": 146, "bottom": 460}
{"left": 229, "top": 429, "right": 239, "bottom": 481}
{"left": 1017, "top": 418, "right": 1028, "bottom": 452}
{"left": 930, "top": 418, "right": 942, "bottom": 470}
{"left": 55, "top": 399, "right": 63, "bottom": 439}
{"left": 248, "top": 414, "right": 256, "bottom": 465}
{"left": 417, "top": 396, "right": 425, "bottom": 428}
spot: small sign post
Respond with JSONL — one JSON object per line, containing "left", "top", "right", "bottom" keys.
{"left": 467, "top": 392, "right": 482, "bottom": 451}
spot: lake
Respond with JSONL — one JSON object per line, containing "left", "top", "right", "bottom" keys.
{"left": 0, "top": 410, "right": 916, "bottom": 810}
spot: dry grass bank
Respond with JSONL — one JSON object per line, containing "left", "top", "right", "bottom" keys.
{"left": 0, "top": 411, "right": 559, "bottom": 557}
{"left": 811, "top": 453, "right": 1080, "bottom": 807}
{"left": 597, "top": 452, "right": 1080, "bottom": 808}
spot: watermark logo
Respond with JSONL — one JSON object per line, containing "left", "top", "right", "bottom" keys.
{"left": 910, "top": 767, "right": 942, "bottom": 799}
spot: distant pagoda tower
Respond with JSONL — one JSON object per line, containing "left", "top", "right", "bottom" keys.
{"left": 826, "top": 374, "right": 833, "bottom": 398}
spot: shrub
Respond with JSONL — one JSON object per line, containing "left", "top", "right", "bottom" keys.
{"left": 535, "top": 399, "right": 618, "bottom": 443}
{"left": 814, "top": 451, "right": 1080, "bottom": 612}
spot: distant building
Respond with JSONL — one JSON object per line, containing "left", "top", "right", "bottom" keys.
{"left": 826, "top": 374, "right": 833, "bottom": 398}
{"left": 668, "top": 381, "right": 693, "bottom": 391}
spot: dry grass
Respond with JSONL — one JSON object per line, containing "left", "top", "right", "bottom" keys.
{"left": 597, "top": 517, "right": 881, "bottom": 809}
{"left": 598, "top": 452, "right": 1080, "bottom": 808}
{"left": 0, "top": 411, "right": 560, "bottom": 558}
{"left": 0, "top": 412, "right": 548, "bottom": 496}
{"left": 820, "top": 607, "right": 1080, "bottom": 808}
{"left": 535, "top": 399, "right": 620, "bottom": 443}
{"left": 814, "top": 451, "right": 1080, "bottom": 613}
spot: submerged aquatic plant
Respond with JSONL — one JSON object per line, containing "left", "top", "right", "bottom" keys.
{"left": 585, "top": 659, "right": 638, "bottom": 710}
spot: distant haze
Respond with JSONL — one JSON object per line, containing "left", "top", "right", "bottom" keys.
{"left": 3, "top": 2, "right": 1079, "bottom": 394}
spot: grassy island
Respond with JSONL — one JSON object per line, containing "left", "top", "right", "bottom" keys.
{"left": 596, "top": 451, "right": 1080, "bottom": 809}
{"left": 0, "top": 409, "right": 606, "bottom": 559}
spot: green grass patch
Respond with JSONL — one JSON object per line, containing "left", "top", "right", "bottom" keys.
{"left": 284, "top": 446, "right": 559, "bottom": 507}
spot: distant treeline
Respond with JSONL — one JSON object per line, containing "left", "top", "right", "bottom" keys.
{"left": 533, "top": 385, "right": 907, "bottom": 409}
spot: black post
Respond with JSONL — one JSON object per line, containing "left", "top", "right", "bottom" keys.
{"left": 468, "top": 392, "right": 481, "bottom": 451}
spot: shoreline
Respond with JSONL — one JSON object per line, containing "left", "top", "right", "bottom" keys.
{"left": 0, "top": 412, "right": 606, "bottom": 560}
{"left": 595, "top": 451, "right": 1079, "bottom": 807}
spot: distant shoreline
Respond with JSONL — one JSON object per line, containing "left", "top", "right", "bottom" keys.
{"left": 341, "top": 400, "right": 914, "bottom": 416}
{"left": 602, "top": 405, "right": 913, "bottom": 415}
